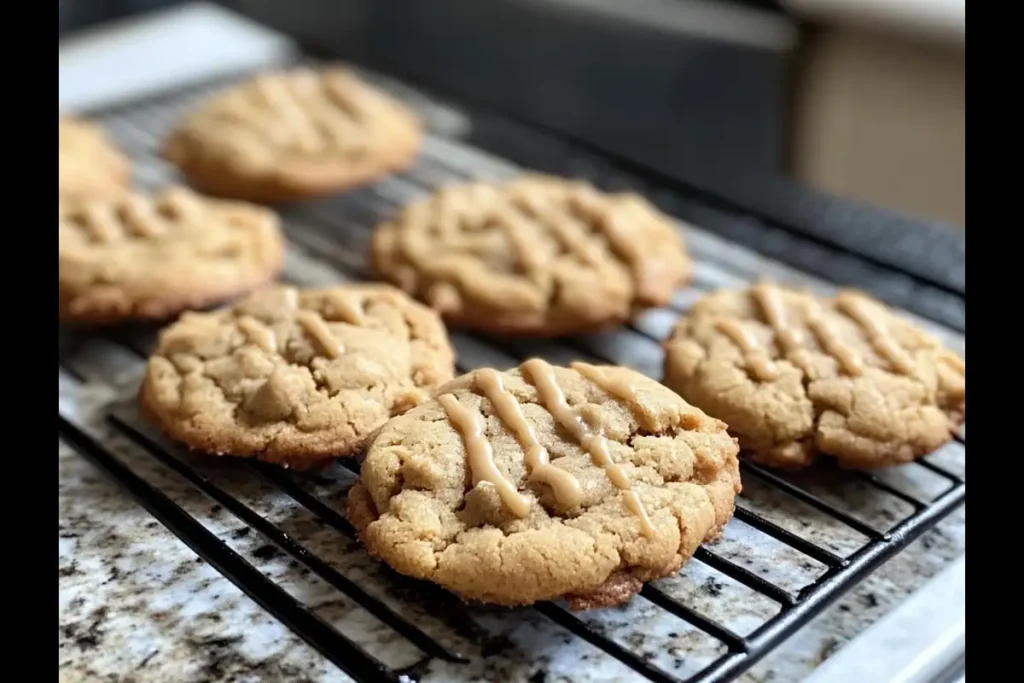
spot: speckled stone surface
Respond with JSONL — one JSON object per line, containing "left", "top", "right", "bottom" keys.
{"left": 59, "top": 442, "right": 352, "bottom": 683}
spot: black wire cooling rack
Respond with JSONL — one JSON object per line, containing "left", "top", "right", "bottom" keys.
{"left": 58, "top": 64, "right": 966, "bottom": 683}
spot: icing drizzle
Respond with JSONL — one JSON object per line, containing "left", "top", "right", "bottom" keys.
{"left": 473, "top": 369, "right": 583, "bottom": 509}
{"left": 296, "top": 311, "right": 342, "bottom": 358}
{"left": 714, "top": 318, "right": 779, "bottom": 381}
{"left": 440, "top": 360, "right": 657, "bottom": 538}
{"left": 438, "top": 392, "right": 531, "bottom": 518}
{"left": 721, "top": 283, "right": 927, "bottom": 378}
{"left": 522, "top": 359, "right": 655, "bottom": 538}
{"left": 237, "top": 315, "right": 277, "bottom": 353}
{"left": 835, "top": 291, "right": 916, "bottom": 375}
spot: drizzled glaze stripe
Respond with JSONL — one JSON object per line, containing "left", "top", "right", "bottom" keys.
{"left": 78, "top": 205, "right": 121, "bottom": 243}
{"left": 568, "top": 362, "right": 656, "bottom": 537}
{"left": 490, "top": 203, "right": 545, "bottom": 274}
{"left": 570, "top": 361, "right": 641, "bottom": 405}
{"left": 942, "top": 354, "right": 966, "bottom": 374}
{"left": 714, "top": 319, "right": 779, "bottom": 381}
{"left": 248, "top": 72, "right": 373, "bottom": 154}
{"left": 68, "top": 190, "right": 211, "bottom": 244}
{"left": 442, "top": 362, "right": 657, "bottom": 537}
{"left": 835, "top": 291, "right": 917, "bottom": 376}
{"left": 522, "top": 359, "right": 655, "bottom": 538}
{"left": 473, "top": 369, "right": 583, "bottom": 508}
{"left": 296, "top": 311, "right": 342, "bottom": 358}
{"left": 237, "top": 315, "right": 277, "bottom": 353}
{"left": 802, "top": 298, "right": 865, "bottom": 376}
{"left": 281, "top": 287, "right": 301, "bottom": 310}
{"left": 510, "top": 190, "right": 606, "bottom": 269}
{"left": 253, "top": 75, "right": 321, "bottom": 152}
{"left": 438, "top": 392, "right": 532, "bottom": 518}
{"left": 727, "top": 283, "right": 936, "bottom": 378}
{"left": 326, "top": 291, "right": 366, "bottom": 326}
{"left": 751, "top": 283, "right": 803, "bottom": 354}
{"left": 121, "top": 197, "right": 165, "bottom": 238}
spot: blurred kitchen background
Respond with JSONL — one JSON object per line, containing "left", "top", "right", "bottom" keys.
{"left": 59, "top": 0, "right": 965, "bottom": 229}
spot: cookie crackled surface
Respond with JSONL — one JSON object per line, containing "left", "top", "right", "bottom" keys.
{"left": 59, "top": 187, "right": 284, "bottom": 323}
{"left": 371, "top": 175, "right": 692, "bottom": 336}
{"left": 347, "top": 360, "right": 740, "bottom": 609}
{"left": 163, "top": 67, "right": 421, "bottom": 202}
{"left": 139, "top": 284, "right": 456, "bottom": 468}
{"left": 663, "top": 284, "right": 966, "bottom": 469}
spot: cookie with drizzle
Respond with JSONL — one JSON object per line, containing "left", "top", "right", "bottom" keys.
{"left": 139, "top": 284, "right": 455, "bottom": 468}
{"left": 348, "top": 359, "right": 740, "bottom": 609}
{"left": 663, "top": 283, "right": 965, "bottom": 469}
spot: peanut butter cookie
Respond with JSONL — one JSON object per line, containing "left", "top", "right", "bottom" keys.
{"left": 59, "top": 187, "right": 285, "bottom": 323}
{"left": 663, "top": 284, "right": 966, "bottom": 469}
{"left": 371, "top": 175, "right": 692, "bottom": 337}
{"left": 140, "top": 284, "right": 456, "bottom": 468}
{"left": 163, "top": 67, "right": 421, "bottom": 203}
{"left": 348, "top": 359, "right": 740, "bottom": 609}
{"left": 59, "top": 116, "right": 131, "bottom": 202}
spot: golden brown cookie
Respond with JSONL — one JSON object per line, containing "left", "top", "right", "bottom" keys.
{"left": 59, "top": 187, "right": 285, "bottom": 323}
{"left": 139, "top": 284, "right": 456, "bottom": 468}
{"left": 662, "top": 284, "right": 966, "bottom": 469}
{"left": 371, "top": 175, "right": 692, "bottom": 336}
{"left": 348, "top": 359, "right": 740, "bottom": 609}
{"left": 162, "top": 67, "right": 421, "bottom": 203}
{"left": 59, "top": 116, "right": 131, "bottom": 202}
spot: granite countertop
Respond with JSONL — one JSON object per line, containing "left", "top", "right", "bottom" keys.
{"left": 59, "top": 440, "right": 350, "bottom": 683}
